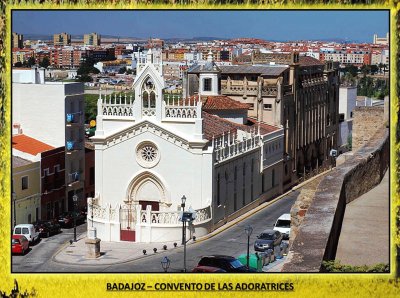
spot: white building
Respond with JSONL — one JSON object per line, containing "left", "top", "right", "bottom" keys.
{"left": 12, "top": 68, "right": 86, "bottom": 210}
{"left": 90, "top": 51, "right": 284, "bottom": 243}
{"left": 338, "top": 86, "right": 356, "bottom": 151}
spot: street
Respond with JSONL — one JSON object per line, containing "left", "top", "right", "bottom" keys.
{"left": 12, "top": 190, "right": 298, "bottom": 273}
{"left": 12, "top": 224, "right": 87, "bottom": 272}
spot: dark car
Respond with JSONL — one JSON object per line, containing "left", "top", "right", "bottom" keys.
{"left": 254, "top": 229, "right": 283, "bottom": 252}
{"left": 197, "top": 255, "right": 256, "bottom": 273}
{"left": 58, "top": 212, "right": 85, "bottom": 228}
{"left": 34, "top": 221, "right": 61, "bottom": 237}
{"left": 192, "top": 266, "right": 227, "bottom": 273}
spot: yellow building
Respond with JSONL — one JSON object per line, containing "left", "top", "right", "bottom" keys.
{"left": 84, "top": 32, "right": 101, "bottom": 46}
{"left": 12, "top": 156, "right": 41, "bottom": 227}
{"left": 53, "top": 32, "right": 71, "bottom": 46}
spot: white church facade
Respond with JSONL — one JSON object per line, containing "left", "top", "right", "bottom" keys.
{"left": 89, "top": 51, "right": 284, "bottom": 243}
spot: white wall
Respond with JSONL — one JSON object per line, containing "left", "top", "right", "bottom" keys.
{"left": 13, "top": 82, "right": 84, "bottom": 147}
{"left": 96, "top": 130, "right": 213, "bottom": 211}
{"left": 339, "top": 87, "right": 357, "bottom": 120}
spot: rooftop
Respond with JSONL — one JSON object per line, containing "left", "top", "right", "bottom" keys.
{"left": 12, "top": 156, "right": 32, "bottom": 168}
{"left": 202, "top": 112, "right": 280, "bottom": 141}
{"left": 202, "top": 95, "right": 250, "bottom": 111}
{"left": 12, "top": 134, "right": 55, "bottom": 156}
{"left": 188, "top": 64, "right": 288, "bottom": 76}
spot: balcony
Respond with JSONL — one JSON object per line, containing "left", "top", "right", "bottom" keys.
{"left": 68, "top": 171, "right": 80, "bottom": 186}
{"left": 66, "top": 112, "right": 82, "bottom": 126}
{"left": 66, "top": 141, "right": 82, "bottom": 154}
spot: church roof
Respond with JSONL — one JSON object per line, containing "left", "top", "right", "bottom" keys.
{"left": 202, "top": 112, "right": 280, "bottom": 141}
{"left": 202, "top": 95, "right": 250, "bottom": 111}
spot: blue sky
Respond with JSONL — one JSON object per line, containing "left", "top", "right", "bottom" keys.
{"left": 12, "top": 10, "right": 389, "bottom": 42}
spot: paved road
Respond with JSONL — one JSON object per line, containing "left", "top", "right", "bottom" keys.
{"left": 12, "top": 224, "right": 87, "bottom": 273}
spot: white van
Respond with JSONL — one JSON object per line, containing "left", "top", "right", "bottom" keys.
{"left": 273, "top": 214, "right": 291, "bottom": 240}
{"left": 13, "top": 224, "right": 40, "bottom": 244}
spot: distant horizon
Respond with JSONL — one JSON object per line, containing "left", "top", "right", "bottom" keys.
{"left": 12, "top": 10, "right": 389, "bottom": 43}
{"left": 16, "top": 33, "right": 383, "bottom": 44}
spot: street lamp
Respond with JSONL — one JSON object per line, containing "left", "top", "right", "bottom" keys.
{"left": 181, "top": 195, "right": 187, "bottom": 272}
{"left": 244, "top": 225, "right": 253, "bottom": 269}
{"left": 161, "top": 256, "right": 171, "bottom": 273}
{"left": 72, "top": 194, "right": 78, "bottom": 242}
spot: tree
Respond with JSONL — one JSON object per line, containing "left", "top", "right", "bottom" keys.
{"left": 14, "top": 62, "right": 23, "bottom": 67}
{"left": 77, "top": 74, "right": 93, "bottom": 82}
{"left": 344, "top": 65, "right": 358, "bottom": 77}
{"left": 39, "top": 57, "right": 50, "bottom": 69}
{"left": 118, "top": 66, "right": 127, "bottom": 74}
{"left": 126, "top": 69, "right": 133, "bottom": 75}
{"left": 23, "top": 57, "right": 36, "bottom": 68}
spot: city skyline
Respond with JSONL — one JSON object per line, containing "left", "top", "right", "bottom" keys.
{"left": 12, "top": 10, "right": 389, "bottom": 43}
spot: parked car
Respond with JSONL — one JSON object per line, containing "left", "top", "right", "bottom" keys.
{"left": 196, "top": 255, "right": 256, "bottom": 273}
{"left": 13, "top": 224, "right": 40, "bottom": 245}
{"left": 254, "top": 229, "right": 283, "bottom": 252}
{"left": 58, "top": 212, "right": 85, "bottom": 228}
{"left": 34, "top": 221, "right": 61, "bottom": 238}
{"left": 192, "top": 266, "right": 227, "bottom": 273}
{"left": 12, "top": 235, "right": 29, "bottom": 255}
{"left": 273, "top": 213, "right": 291, "bottom": 240}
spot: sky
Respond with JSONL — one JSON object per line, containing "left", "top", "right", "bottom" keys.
{"left": 12, "top": 10, "right": 389, "bottom": 42}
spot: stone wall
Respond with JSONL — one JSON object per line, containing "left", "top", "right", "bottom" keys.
{"left": 282, "top": 127, "right": 389, "bottom": 272}
{"left": 352, "top": 106, "right": 385, "bottom": 151}
{"left": 289, "top": 175, "right": 325, "bottom": 247}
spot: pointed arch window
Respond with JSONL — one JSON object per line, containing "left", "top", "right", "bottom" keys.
{"left": 142, "top": 77, "right": 156, "bottom": 116}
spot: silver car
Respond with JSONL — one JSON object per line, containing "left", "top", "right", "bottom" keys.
{"left": 254, "top": 229, "right": 283, "bottom": 252}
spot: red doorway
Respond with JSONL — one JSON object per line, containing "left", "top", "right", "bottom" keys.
{"left": 139, "top": 200, "right": 159, "bottom": 211}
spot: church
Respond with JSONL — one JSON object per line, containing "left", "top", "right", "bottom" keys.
{"left": 90, "top": 50, "right": 284, "bottom": 243}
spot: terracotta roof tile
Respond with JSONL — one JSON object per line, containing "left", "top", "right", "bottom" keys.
{"left": 299, "top": 56, "right": 324, "bottom": 66}
{"left": 202, "top": 95, "right": 250, "bottom": 111}
{"left": 202, "top": 112, "right": 280, "bottom": 141}
{"left": 12, "top": 134, "right": 55, "bottom": 156}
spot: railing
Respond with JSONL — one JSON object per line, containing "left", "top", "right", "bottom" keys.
{"left": 90, "top": 202, "right": 211, "bottom": 227}
{"left": 66, "top": 112, "right": 82, "bottom": 124}
{"left": 164, "top": 94, "right": 201, "bottom": 119}
{"left": 214, "top": 128, "right": 261, "bottom": 163}
{"left": 142, "top": 107, "right": 156, "bottom": 117}
{"left": 68, "top": 171, "right": 80, "bottom": 184}
{"left": 99, "top": 92, "right": 134, "bottom": 117}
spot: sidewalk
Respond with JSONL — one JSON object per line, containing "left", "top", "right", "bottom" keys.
{"left": 335, "top": 171, "right": 389, "bottom": 266}
{"left": 53, "top": 232, "right": 183, "bottom": 266}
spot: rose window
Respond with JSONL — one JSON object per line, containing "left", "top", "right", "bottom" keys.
{"left": 136, "top": 141, "right": 160, "bottom": 168}
{"left": 141, "top": 145, "right": 157, "bottom": 162}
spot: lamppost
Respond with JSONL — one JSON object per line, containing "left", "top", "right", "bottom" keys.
{"left": 12, "top": 191, "right": 16, "bottom": 229}
{"left": 244, "top": 225, "right": 253, "bottom": 269}
{"left": 181, "top": 195, "right": 187, "bottom": 272}
{"left": 72, "top": 194, "right": 78, "bottom": 242}
{"left": 161, "top": 256, "right": 171, "bottom": 273}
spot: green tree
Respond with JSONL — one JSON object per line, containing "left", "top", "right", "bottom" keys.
{"left": 77, "top": 74, "right": 93, "bottom": 82}
{"left": 23, "top": 57, "right": 36, "bottom": 68}
{"left": 39, "top": 57, "right": 50, "bottom": 69}
{"left": 344, "top": 65, "right": 358, "bottom": 77}
{"left": 14, "top": 62, "right": 23, "bottom": 67}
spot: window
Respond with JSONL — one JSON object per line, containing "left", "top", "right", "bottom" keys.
{"left": 264, "top": 104, "right": 272, "bottom": 110}
{"left": 217, "top": 173, "right": 221, "bottom": 206}
{"left": 251, "top": 159, "right": 254, "bottom": 201}
{"left": 242, "top": 163, "right": 246, "bottom": 206}
{"left": 21, "top": 176, "right": 28, "bottom": 190}
{"left": 89, "top": 167, "right": 95, "bottom": 185}
{"left": 248, "top": 103, "right": 254, "bottom": 110}
{"left": 234, "top": 166, "right": 237, "bottom": 211}
{"left": 203, "top": 78, "right": 212, "bottom": 91}
{"left": 272, "top": 169, "right": 275, "bottom": 187}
